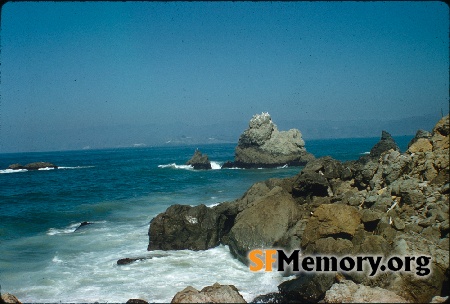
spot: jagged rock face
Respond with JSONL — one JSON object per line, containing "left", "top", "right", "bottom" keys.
{"left": 185, "top": 149, "right": 212, "bottom": 170}
{"left": 370, "top": 130, "right": 400, "bottom": 158}
{"left": 233, "top": 112, "right": 314, "bottom": 167}
{"left": 171, "top": 283, "right": 246, "bottom": 304}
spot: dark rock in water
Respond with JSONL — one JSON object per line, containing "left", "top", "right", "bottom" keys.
{"left": 221, "top": 161, "right": 235, "bottom": 169}
{"left": 75, "top": 221, "right": 93, "bottom": 231}
{"left": 7, "top": 163, "right": 25, "bottom": 170}
{"left": 117, "top": 257, "right": 147, "bottom": 265}
{"left": 117, "top": 254, "right": 168, "bottom": 265}
{"left": 148, "top": 204, "right": 225, "bottom": 251}
{"left": 230, "top": 112, "right": 314, "bottom": 168}
{"left": 7, "top": 162, "right": 58, "bottom": 170}
{"left": 278, "top": 273, "right": 335, "bottom": 303}
{"left": 186, "top": 149, "right": 212, "bottom": 170}
{"left": 126, "top": 299, "right": 149, "bottom": 304}
{"left": 369, "top": 130, "right": 400, "bottom": 158}
{"left": 250, "top": 292, "right": 288, "bottom": 303}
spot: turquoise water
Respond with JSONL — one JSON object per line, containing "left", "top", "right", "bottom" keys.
{"left": 0, "top": 137, "right": 411, "bottom": 302}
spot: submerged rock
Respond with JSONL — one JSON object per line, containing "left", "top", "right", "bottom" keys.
{"left": 185, "top": 149, "right": 212, "bottom": 170}
{"left": 224, "top": 112, "right": 314, "bottom": 168}
{"left": 74, "top": 221, "right": 93, "bottom": 231}
{"left": 171, "top": 283, "right": 246, "bottom": 303}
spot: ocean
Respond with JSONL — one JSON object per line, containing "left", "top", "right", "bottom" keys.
{"left": 0, "top": 137, "right": 412, "bottom": 302}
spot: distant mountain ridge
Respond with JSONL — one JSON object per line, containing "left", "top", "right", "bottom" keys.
{"left": 1, "top": 113, "right": 445, "bottom": 153}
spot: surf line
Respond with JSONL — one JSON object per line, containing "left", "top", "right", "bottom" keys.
{"left": 248, "top": 249, "right": 431, "bottom": 277}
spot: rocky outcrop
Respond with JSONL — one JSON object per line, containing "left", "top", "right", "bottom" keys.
{"left": 185, "top": 149, "right": 212, "bottom": 170}
{"left": 324, "top": 279, "right": 409, "bottom": 303}
{"left": 224, "top": 186, "right": 301, "bottom": 264}
{"left": 149, "top": 115, "right": 449, "bottom": 303}
{"left": 7, "top": 162, "right": 58, "bottom": 170}
{"left": 223, "top": 112, "right": 314, "bottom": 168}
{"left": 148, "top": 204, "right": 227, "bottom": 251}
{"left": 0, "top": 293, "right": 22, "bottom": 304}
{"left": 370, "top": 130, "right": 400, "bottom": 158}
{"left": 171, "top": 283, "right": 246, "bottom": 303}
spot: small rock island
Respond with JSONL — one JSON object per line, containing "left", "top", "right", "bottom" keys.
{"left": 222, "top": 112, "right": 314, "bottom": 168}
{"left": 7, "top": 162, "right": 58, "bottom": 170}
{"left": 185, "top": 149, "right": 212, "bottom": 170}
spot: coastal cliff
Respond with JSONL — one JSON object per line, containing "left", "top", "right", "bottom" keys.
{"left": 148, "top": 115, "right": 449, "bottom": 303}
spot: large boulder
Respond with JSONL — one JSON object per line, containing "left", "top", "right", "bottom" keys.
{"left": 229, "top": 112, "right": 314, "bottom": 168}
{"left": 278, "top": 273, "right": 336, "bottom": 303}
{"left": 147, "top": 204, "right": 226, "bottom": 251}
{"left": 224, "top": 186, "right": 301, "bottom": 264}
{"left": 171, "top": 283, "right": 246, "bottom": 303}
{"left": 370, "top": 130, "right": 400, "bottom": 158}
{"left": 185, "top": 149, "right": 212, "bottom": 170}
{"left": 301, "top": 204, "right": 361, "bottom": 249}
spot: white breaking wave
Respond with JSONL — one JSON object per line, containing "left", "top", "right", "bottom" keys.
{"left": 158, "top": 162, "right": 222, "bottom": 170}
{"left": 277, "top": 164, "right": 289, "bottom": 169}
{"left": 361, "top": 152, "right": 370, "bottom": 155}
{"left": 47, "top": 223, "right": 81, "bottom": 235}
{"left": 47, "top": 221, "right": 107, "bottom": 236}
{"left": 58, "top": 166, "right": 95, "bottom": 170}
{"left": 158, "top": 163, "right": 194, "bottom": 170}
{"left": 210, "top": 161, "right": 221, "bottom": 170}
{"left": 0, "top": 169, "right": 28, "bottom": 174}
{"left": 38, "top": 167, "right": 55, "bottom": 171}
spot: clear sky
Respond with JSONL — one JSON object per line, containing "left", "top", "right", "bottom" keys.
{"left": 1, "top": 1, "right": 448, "bottom": 152}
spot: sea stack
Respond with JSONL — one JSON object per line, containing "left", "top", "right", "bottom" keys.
{"left": 223, "top": 112, "right": 314, "bottom": 168}
{"left": 369, "top": 130, "right": 400, "bottom": 158}
{"left": 186, "top": 149, "right": 212, "bottom": 170}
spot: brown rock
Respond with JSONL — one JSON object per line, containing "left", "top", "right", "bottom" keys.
{"left": 171, "top": 283, "right": 246, "bottom": 303}
{"left": 0, "top": 293, "right": 22, "bottom": 304}
{"left": 225, "top": 186, "right": 300, "bottom": 263}
{"left": 324, "top": 279, "right": 409, "bottom": 303}
{"left": 302, "top": 204, "right": 361, "bottom": 248}
{"left": 408, "top": 138, "right": 433, "bottom": 153}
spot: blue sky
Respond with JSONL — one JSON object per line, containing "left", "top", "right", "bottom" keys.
{"left": 1, "top": 1, "right": 448, "bottom": 152}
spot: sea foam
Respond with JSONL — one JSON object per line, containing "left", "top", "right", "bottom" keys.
{"left": 158, "top": 163, "right": 194, "bottom": 170}
{"left": 0, "top": 168, "right": 28, "bottom": 174}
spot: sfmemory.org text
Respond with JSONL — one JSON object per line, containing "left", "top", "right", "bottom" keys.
{"left": 248, "top": 249, "right": 431, "bottom": 277}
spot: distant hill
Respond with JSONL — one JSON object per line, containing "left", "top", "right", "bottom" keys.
{"left": 1, "top": 113, "right": 445, "bottom": 153}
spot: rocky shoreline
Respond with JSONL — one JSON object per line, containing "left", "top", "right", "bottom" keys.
{"left": 148, "top": 115, "right": 449, "bottom": 303}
